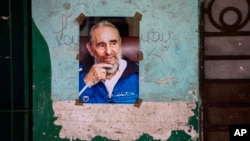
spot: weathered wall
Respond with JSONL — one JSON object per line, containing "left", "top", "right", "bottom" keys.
{"left": 32, "top": 0, "right": 200, "bottom": 140}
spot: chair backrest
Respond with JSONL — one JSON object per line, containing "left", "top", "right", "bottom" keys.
{"left": 79, "top": 36, "right": 139, "bottom": 65}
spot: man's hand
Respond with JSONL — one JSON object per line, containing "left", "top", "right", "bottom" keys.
{"left": 84, "top": 63, "right": 113, "bottom": 87}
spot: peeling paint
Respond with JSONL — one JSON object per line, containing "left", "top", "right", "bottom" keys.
{"left": 137, "top": 134, "right": 160, "bottom": 141}
{"left": 53, "top": 101, "right": 199, "bottom": 141}
{"left": 156, "top": 76, "right": 175, "bottom": 84}
{"left": 188, "top": 102, "right": 199, "bottom": 133}
{"left": 32, "top": 0, "right": 200, "bottom": 140}
{"left": 91, "top": 136, "right": 118, "bottom": 141}
{"left": 167, "top": 130, "right": 198, "bottom": 141}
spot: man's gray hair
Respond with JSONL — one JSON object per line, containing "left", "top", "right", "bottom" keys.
{"left": 89, "top": 20, "right": 121, "bottom": 42}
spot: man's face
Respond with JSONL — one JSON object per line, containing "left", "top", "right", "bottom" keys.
{"left": 91, "top": 26, "right": 121, "bottom": 72}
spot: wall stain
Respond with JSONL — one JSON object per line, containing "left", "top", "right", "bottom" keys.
{"left": 101, "top": 0, "right": 107, "bottom": 5}
{"left": 63, "top": 2, "right": 71, "bottom": 10}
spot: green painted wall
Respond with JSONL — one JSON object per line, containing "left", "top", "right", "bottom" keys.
{"left": 32, "top": 0, "right": 200, "bottom": 140}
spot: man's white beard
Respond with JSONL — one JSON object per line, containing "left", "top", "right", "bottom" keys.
{"left": 105, "top": 63, "right": 118, "bottom": 74}
{"left": 95, "top": 54, "right": 121, "bottom": 74}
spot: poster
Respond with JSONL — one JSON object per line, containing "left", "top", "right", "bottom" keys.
{"left": 32, "top": 0, "right": 200, "bottom": 140}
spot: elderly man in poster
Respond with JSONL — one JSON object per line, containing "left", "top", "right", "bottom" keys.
{"left": 79, "top": 20, "right": 139, "bottom": 104}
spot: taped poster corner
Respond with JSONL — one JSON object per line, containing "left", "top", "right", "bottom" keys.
{"left": 134, "top": 98, "right": 143, "bottom": 108}
{"left": 75, "top": 99, "right": 83, "bottom": 106}
{"left": 133, "top": 12, "right": 142, "bottom": 21}
{"left": 138, "top": 51, "right": 143, "bottom": 61}
{"left": 75, "top": 13, "right": 86, "bottom": 25}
